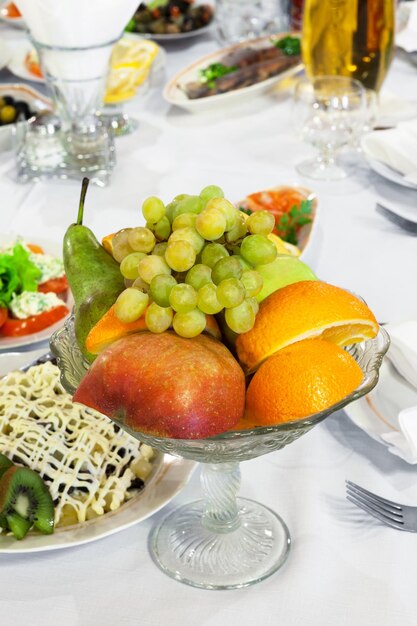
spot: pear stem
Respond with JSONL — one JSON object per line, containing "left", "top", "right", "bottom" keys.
{"left": 77, "top": 178, "right": 90, "bottom": 226}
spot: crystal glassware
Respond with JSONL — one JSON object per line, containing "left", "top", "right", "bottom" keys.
{"left": 215, "top": 0, "right": 288, "bottom": 46}
{"left": 51, "top": 316, "right": 389, "bottom": 590}
{"left": 293, "top": 75, "right": 366, "bottom": 180}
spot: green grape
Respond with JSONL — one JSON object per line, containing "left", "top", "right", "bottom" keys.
{"left": 185, "top": 264, "right": 212, "bottom": 290}
{"left": 111, "top": 229, "right": 134, "bottom": 263}
{"left": 240, "top": 234, "right": 277, "bottom": 266}
{"left": 211, "top": 256, "right": 243, "bottom": 285}
{"left": 240, "top": 269, "right": 263, "bottom": 297}
{"left": 172, "top": 195, "right": 204, "bottom": 220}
{"left": 225, "top": 299, "right": 256, "bottom": 334}
{"left": 114, "top": 288, "right": 149, "bottom": 323}
{"left": 246, "top": 210, "right": 275, "bottom": 236}
{"left": 152, "top": 242, "right": 168, "bottom": 257}
{"left": 169, "top": 283, "right": 198, "bottom": 313}
{"left": 201, "top": 242, "right": 229, "bottom": 268}
{"left": 165, "top": 200, "right": 178, "bottom": 223}
{"left": 149, "top": 274, "right": 177, "bottom": 307}
{"left": 173, "top": 309, "right": 206, "bottom": 338}
{"left": 138, "top": 255, "right": 171, "bottom": 284}
{"left": 142, "top": 196, "right": 166, "bottom": 224}
{"left": 120, "top": 252, "right": 146, "bottom": 279}
{"left": 206, "top": 197, "right": 237, "bottom": 230}
{"left": 225, "top": 212, "right": 248, "bottom": 244}
{"left": 132, "top": 277, "right": 150, "bottom": 293}
{"left": 128, "top": 227, "right": 156, "bottom": 253}
{"left": 145, "top": 302, "right": 173, "bottom": 333}
{"left": 199, "top": 185, "right": 224, "bottom": 203}
{"left": 124, "top": 278, "right": 134, "bottom": 288}
{"left": 165, "top": 240, "right": 196, "bottom": 272}
{"left": 195, "top": 208, "right": 227, "bottom": 241}
{"left": 247, "top": 296, "right": 259, "bottom": 316}
{"left": 172, "top": 213, "right": 197, "bottom": 231}
{"left": 233, "top": 254, "right": 252, "bottom": 270}
{"left": 197, "top": 283, "right": 223, "bottom": 314}
{"left": 154, "top": 216, "right": 171, "bottom": 241}
{"left": 216, "top": 278, "right": 245, "bottom": 308}
{"left": 169, "top": 227, "right": 204, "bottom": 254}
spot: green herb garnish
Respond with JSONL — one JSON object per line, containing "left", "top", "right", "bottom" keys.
{"left": 239, "top": 206, "right": 252, "bottom": 216}
{"left": 273, "top": 35, "right": 301, "bottom": 56}
{"left": 0, "top": 244, "right": 41, "bottom": 308}
{"left": 276, "top": 199, "right": 313, "bottom": 245}
{"left": 199, "top": 63, "right": 238, "bottom": 88}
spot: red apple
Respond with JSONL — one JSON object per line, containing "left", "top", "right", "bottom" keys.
{"left": 73, "top": 331, "right": 245, "bottom": 439}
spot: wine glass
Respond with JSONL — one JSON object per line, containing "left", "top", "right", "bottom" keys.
{"left": 51, "top": 316, "right": 389, "bottom": 590}
{"left": 293, "top": 76, "right": 366, "bottom": 180}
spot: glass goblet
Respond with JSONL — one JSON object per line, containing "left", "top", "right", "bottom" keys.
{"left": 51, "top": 316, "right": 389, "bottom": 590}
{"left": 293, "top": 75, "right": 366, "bottom": 180}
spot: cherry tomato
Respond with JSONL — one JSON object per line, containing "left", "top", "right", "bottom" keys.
{"left": 0, "top": 308, "right": 8, "bottom": 329}
{"left": 1, "top": 305, "right": 69, "bottom": 337}
{"left": 38, "top": 276, "right": 69, "bottom": 295}
{"left": 245, "top": 187, "right": 308, "bottom": 235}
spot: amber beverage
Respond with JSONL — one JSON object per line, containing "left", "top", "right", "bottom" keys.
{"left": 302, "top": 0, "right": 395, "bottom": 91}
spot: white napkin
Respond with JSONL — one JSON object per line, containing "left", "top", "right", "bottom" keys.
{"left": 396, "top": 1, "right": 417, "bottom": 53}
{"left": 361, "top": 119, "right": 417, "bottom": 183}
{"left": 380, "top": 320, "right": 417, "bottom": 463}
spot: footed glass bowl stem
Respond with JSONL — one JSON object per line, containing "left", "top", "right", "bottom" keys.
{"left": 150, "top": 461, "right": 291, "bottom": 590}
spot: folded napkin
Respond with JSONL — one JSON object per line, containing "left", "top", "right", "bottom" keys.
{"left": 380, "top": 320, "right": 417, "bottom": 463}
{"left": 396, "top": 1, "right": 417, "bottom": 53}
{"left": 361, "top": 119, "right": 417, "bottom": 184}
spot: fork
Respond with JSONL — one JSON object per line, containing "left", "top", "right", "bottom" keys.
{"left": 345, "top": 480, "right": 417, "bottom": 532}
{"left": 376, "top": 203, "right": 417, "bottom": 235}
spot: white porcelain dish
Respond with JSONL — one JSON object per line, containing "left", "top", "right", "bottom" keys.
{"left": 0, "top": 453, "right": 196, "bottom": 553}
{"left": 0, "top": 235, "right": 72, "bottom": 351}
{"left": 6, "top": 40, "right": 44, "bottom": 83}
{"left": 0, "top": 38, "right": 11, "bottom": 70}
{"left": 367, "top": 157, "right": 417, "bottom": 190}
{"left": 163, "top": 34, "right": 302, "bottom": 113}
{"left": 0, "top": 1, "right": 25, "bottom": 28}
{"left": 0, "top": 84, "right": 51, "bottom": 152}
{"left": 344, "top": 358, "right": 417, "bottom": 460}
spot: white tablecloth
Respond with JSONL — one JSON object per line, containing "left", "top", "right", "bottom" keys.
{"left": 1, "top": 24, "right": 417, "bottom": 626}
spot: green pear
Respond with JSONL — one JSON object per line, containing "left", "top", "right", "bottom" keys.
{"left": 256, "top": 255, "right": 317, "bottom": 303}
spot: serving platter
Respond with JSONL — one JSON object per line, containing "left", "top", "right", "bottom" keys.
{"left": 163, "top": 33, "right": 303, "bottom": 113}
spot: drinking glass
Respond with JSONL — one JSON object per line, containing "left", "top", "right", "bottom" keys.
{"left": 293, "top": 76, "right": 366, "bottom": 180}
{"left": 215, "top": 0, "right": 288, "bottom": 46}
{"left": 51, "top": 315, "right": 389, "bottom": 590}
{"left": 302, "top": 0, "right": 395, "bottom": 93}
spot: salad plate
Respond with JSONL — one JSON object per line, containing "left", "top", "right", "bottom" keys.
{"left": 0, "top": 235, "right": 73, "bottom": 351}
{"left": 163, "top": 33, "right": 303, "bottom": 113}
{"left": 0, "top": 453, "right": 196, "bottom": 553}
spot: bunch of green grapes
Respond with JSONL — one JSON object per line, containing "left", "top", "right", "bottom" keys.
{"left": 110, "top": 185, "right": 277, "bottom": 338}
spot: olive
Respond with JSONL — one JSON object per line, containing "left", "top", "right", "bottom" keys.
{"left": 2, "top": 96, "right": 15, "bottom": 106}
{"left": 14, "top": 101, "right": 31, "bottom": 117}
{"left": 0, "top": 105, "right": 17, "bottom": 124}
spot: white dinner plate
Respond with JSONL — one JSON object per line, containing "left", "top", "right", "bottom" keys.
{"left": 344, "top": 358, "right": 417, "bottom": 455}
{"left": 367, "top": 157, "right": 417, "bottom": 191}
{"left": 6, "top": 40, "right": 44, "bottom": 83}
{"left": 0, "top": 1, "right": 25, "bottom": 28}
{"left": 163, "top": 33, "right": 302, "bottom": 113}
{"left": 0, "top": 235, "right": 72, "bottom": 352}
{"left": 0, "top": 38, "right": 11, "bottom": 71}
{"left": 0, "top": 454, "right": 196, "bottom": 553}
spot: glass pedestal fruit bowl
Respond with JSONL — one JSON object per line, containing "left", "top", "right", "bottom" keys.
{"left": 51, "top": 315, "right": 389, "bottom": 590}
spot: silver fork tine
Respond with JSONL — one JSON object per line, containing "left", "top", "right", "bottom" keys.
{"left": 346, "top": 481, "right": 403, "bottom": 514}
{"left": 346, "top": 487, "right": 404, "bottom": 520}
{"left": 346, "top": 494, "right": 405, "bottom": 530}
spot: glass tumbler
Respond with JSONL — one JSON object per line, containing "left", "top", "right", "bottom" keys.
{"left": 215, "top": 0, "right": 288, "bottom": 46}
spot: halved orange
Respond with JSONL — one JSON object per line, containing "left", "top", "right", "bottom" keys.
{"left": 236, "top": 280, "right": 379, "bottom": 372}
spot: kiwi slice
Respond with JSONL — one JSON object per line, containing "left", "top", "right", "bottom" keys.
{"left": 0, "top": 453, "right": 13, "bottom": 480}
{"left": 0, "top": 467, "right": 55, "bottom": 536}
{"left": 6, "top": 512, "right": 32, "bottom": 540}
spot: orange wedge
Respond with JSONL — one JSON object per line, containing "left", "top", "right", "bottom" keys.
{"left": 236, "top": 280, "right": 379, "bottom": 372}
{"left": 86, "top": 303, "right": 221, "bottom": 355}
{"left": 102, "top": 233, "right": 115, "bottom": 255}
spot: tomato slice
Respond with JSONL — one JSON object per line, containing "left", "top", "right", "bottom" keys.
{"left": 38, "top": 276, "right": 69, "bottom": 295}
{"left": 0, "top": 308, "right": 8, "bottom": 329}
{"left": 1, "top": 305, "right": 69, "bottom": 337}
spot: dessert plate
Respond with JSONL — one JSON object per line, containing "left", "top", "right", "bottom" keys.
{"left": 0, "top": 454, "right": 196, "bottom": 553}
{"left": 0, "top": 235, "right": 73, "bottom": 351}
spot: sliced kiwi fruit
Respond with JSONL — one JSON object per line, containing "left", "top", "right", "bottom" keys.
{"left": 0, "top": 466, "right": 55, "bottom": 537}
{"left": 0, "top": 453, "right": 13, "bottom": 480}
{"left": 6, "top": 512, "right": 32, "bottom": 540}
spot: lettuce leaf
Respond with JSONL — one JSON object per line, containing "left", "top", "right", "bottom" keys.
{"left": 0, "top": 244, "right": 41, "bottom": 308}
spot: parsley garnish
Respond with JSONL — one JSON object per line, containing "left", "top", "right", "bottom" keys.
{"left": 276, "top": 199, "right": 312, "bottom": 245}
{"left": 273, "top": 36, "right": 301, "bottom": 56}
{"left": 199, "top": 63, "right": 238, "bottom": 88}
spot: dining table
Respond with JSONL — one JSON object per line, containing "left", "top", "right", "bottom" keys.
{"left": 1, "top": 17, "right": 417, "bottom": 626}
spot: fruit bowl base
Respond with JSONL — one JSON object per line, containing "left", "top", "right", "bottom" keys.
{"left": 150, "top": 497, "right": 291, "bottom": 590}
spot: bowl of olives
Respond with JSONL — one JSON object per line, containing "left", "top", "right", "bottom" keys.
{"left": 0, "top": 83, "right": 52, "bottom": 151}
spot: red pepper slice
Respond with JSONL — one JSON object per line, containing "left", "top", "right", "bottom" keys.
{"left": 0, "top": 308, "right": 8, "bottom": 329}
{"left": 1, "top": 305, "right": 69, "bottom": 337}
{"left": 38, "top": 276, "right": 69, "bottom": 295}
